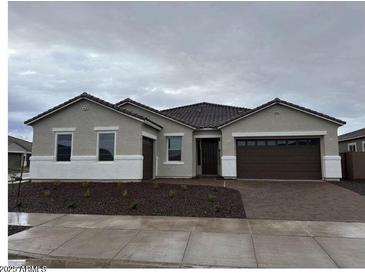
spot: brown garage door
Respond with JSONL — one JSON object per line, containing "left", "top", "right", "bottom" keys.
{"left": 236, "top": 138, "right": 321, "bottom": 179}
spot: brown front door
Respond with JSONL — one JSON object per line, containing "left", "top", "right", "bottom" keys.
{"left": 202, "top": 139, "right": 218, "bottom": 175}
{"left": 236, "top": 138, "right": 321, "bottom": 180}
{"left": 142, "top": 137, "right": 153, "bottom": 180}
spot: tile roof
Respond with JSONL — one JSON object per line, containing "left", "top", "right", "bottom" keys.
{"left": 116, "top": 98, "right": 197, "bottom": 129}
{"left": 338, "top": 127, "right": 365, "bottom": 142}
{"left": 161, "top": 102, "right": 250, "bottom": 128}
{"left": 8, "top": 135, "right": 32, "bottom": 152}
{"left": 24, "top": 92, "right": 162, "bottom": 129}
{"left": 217, "top": 98, "right": 346, "bottom": 128}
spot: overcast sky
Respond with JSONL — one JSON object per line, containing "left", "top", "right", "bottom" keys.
{"left": 9, "top": 2, "right": 365, "bottom": 141}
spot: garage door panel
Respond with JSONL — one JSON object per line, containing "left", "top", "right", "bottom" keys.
{"left": 236, "top": 138, "right": 321, "bottom": 179}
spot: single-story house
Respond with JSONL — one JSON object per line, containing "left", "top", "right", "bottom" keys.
{"left": 338, "top": 127, "right": 365, "bottom": 153}
{"left": 8, "top": 135, "right": 32, "bottom": 172}
{"left": 24, "top": 92, "right": 345, "bottom": 181}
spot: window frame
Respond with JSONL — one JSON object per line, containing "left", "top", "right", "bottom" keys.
{"left": 96, "top": 131, "right": 117, "bottom": 162}
{"left": 54, "top": 132, "right": 73, "bottom": 162}
{"left": 348, "top": 143, "right": 357, "bottom": 152}
{"left": 165, "top": 136, "right": 183, "bottom": 164}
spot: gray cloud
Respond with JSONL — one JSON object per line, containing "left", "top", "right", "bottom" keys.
{"left": 9, "top": 1, "right": 365, "bottom": 141}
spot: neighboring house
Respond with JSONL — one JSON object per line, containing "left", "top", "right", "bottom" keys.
{"left": 8, "top": 135, "right": 32, "bottom": 172}
{"left": 24, "top": 92, "right": 345, "bottom": 181}
{"left": 338, "top": 127, "right": 365, "bottom": 153}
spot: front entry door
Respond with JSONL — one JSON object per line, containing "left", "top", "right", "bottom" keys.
{"left": 142, "top": 137, "right": 153, "bottom": 180}
{"left": 201, "top": 139, "right": 218, "bottom": 175}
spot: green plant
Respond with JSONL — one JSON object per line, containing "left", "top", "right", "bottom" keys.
{"left": 122, "top": 189, "right": 128, "bottom": 198}
{"left": 84, "top": 188, "right": 91, "bottom": 198}
{"left": 81, "top": 181, "right": 90, "bottom": 188}
{"left": 213, "top": 203, "right": 223, "bottom": 213}
{"left": 129, "top": 201, "right": 138, "bottom": 209}
{"left": 117, "top": 182, "right": 123, "bottom": 189}
{"left": 43, "top": 190, "right": 51, "bottom": 197}
{"left": 53, "top": 180, "right": 61, "bottom": 186}
{"left": 212, "top": 187, "right": 218, "bottom": 193}
{"left": 168, "top": 189, "right": 176, "bottom": 198}
{"left": 208, "top": 193, "right": 216, "bottom": 203}
{"left": 180, "top": 184, "right": 188, "bottom": 191}
{"left": 153, "top": 182, "right": 160, "bottom": 189}
{"left": 66, "top": 202, "right": 77, "bottom": 209}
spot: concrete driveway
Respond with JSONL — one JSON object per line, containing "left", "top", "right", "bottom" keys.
{"left": 155, "top": 178, "right": 365, "bottom": 222}
{"left": 8, "top": 212, "right": 365, "bottom": 268}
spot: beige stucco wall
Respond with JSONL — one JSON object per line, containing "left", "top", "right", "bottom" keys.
{"left": 120, "top": 104, "right": 195, "bottom": 177}
{"left": 31, "top": 99, "right": 144, "bottom": 157}
{"left": 339, "top": 138, "right": 365, "bottom": 153}
{"left": 221, "top": 104, "right": 341, "bottom": 157}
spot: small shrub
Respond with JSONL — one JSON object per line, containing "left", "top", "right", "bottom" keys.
{"left": 129, "top": 201, "right": 138, "bottom": 209}
{"left": 66, "top": 202, "right": 77, "bottom": 209}
{"left": 43, "top": 190, "right": 51, "bottom": 197}
{"left": 122, "top": 189, "right": 128, "bottom": 198}
{"left": 208, "top": 193, "right": 216, "bottom": 203}
{"left": 212, "top": 187, "right": 218, "bottom": 193}
{"left": 153, "top": 182, "right": 160, "bottom": 189}
{"left": 180, "top": 184, "right": 188, "bottom": 191}
{"left": 53, "top": 180, "right": 61, "bottom": 186}
{"left": 81, "top": 182, "right": 90, "bottom": 188}
{"left": 168, "top": 190, "right": 176, "bottom": 198}
{"left": 84, "top": 188, "right": 91, "bottom": 198}
{"left": 213, "top": 202, "right": 223, "bottom": 213}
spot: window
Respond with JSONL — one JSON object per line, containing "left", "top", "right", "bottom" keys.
{"left": 247, "top": 140, "right": 256, "bottom": 146}
{"left": 257, "top": 140, "right": 266, "bottom": 146}
{"left": 277, "top": 140, "right": 287, "bottom": 146}
{"left": 266, "top": 140, "right": 276, "bottom": 146}
{"left": 348, "top": 143, "right": 357, "bottom": 152}
{"left": 236, "top": 138, "right": 319, "bottom": 147}
{"left": 98, "top": 132, "right": 115, "bottom": 161}
{"left": 56, "top": 134, "right": 72, "bottom": 161}
{"left": 167, "top": 136, "right": 182, "bottom": 161}
{"left": 237, "top": 140, "right": 246, "bottom": 147}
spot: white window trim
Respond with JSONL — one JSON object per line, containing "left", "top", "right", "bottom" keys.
{"left": 164, "top": 133, "right": 184, "bottom": 137}
{"left": 232, "top": 131, "right": 327, "bottom": 137}
{"left": 163, "top": 161, "right": 185, "bottom": 165}
{"left": 52, "top": 127, "right": 76, "bottom": 132}
{"left": 165, "top": 136, "right": 183, "bottom": 164}
{"left": 94, "top": 126, "right": 119, "bottom": 131}
{"left": 96, "top": 131, "right": 117, "bottom": 162}
{"left": 54, "top": 132, "right": 74, "bottom": 162}
{"left": 348, "top": 143, "right": 357, "bottom": 152}
{"left": 362, "top": 141, "right": 365, "bottom": 152}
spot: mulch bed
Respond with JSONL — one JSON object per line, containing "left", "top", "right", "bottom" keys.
{"left": 330, "top": 180, "right": 365, "bottom": 196}
{"left": 8, "top": 182, "right": 245, "bottom": 218}
{"left": 8, "top": 225, "right": 31, "bottom": 236}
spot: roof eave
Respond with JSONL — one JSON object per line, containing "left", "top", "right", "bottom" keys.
{"left": 117, "top": 101, "right": 196, "bottom": 130}
{"left": 217, "top": 100, "right": 346, "bottom": 129}
{"left": 24, "top": 94, "right": 146, "bottom": 126}
{"left": 338, "top": 135, "right": 365, "bottom": 142}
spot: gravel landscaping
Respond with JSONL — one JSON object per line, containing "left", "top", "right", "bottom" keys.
{"left": 8, "top": 182, "right": 245, "bottom": 218}
{"left": 8, "top": 225, "right": 31, "bottom": 236}
{"left": 330, "top": 180, "right": 365, "bottom": 196}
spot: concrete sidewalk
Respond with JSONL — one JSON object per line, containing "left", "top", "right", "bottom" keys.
{"left": 8, "top": 212, "right": 365, "bottom": 268}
